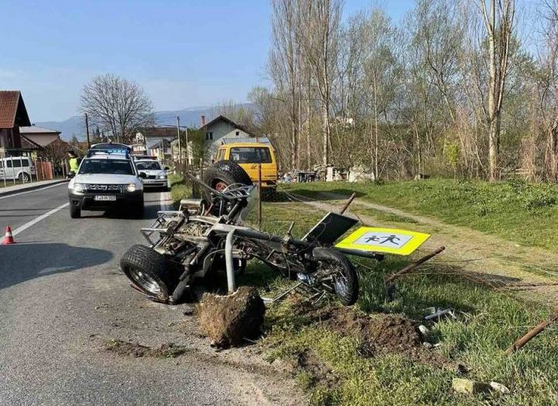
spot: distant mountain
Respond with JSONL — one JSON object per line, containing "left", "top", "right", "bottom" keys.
{"left": 35, "top": 105, "right": 244, "bottom": 141}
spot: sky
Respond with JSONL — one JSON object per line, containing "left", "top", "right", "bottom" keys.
{"left": 0, "top": 0, "right": 415, "bottom": 122}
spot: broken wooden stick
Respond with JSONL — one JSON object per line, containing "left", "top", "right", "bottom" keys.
{"left": 384, "top": 246, "right": 446, "bottom": 284}
{"left": 505, "top": 312, "right": 558, "bottom": 355}
{"left": 339, "top": 193, "right": 357, "bottom": 215}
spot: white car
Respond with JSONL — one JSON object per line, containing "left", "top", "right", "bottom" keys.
{"left": 0, "top": 156, "right": 36, "bottom": 182}
{"left": 135, "top": 159, "right": 169, "bottom": 191}
{"left": 68, "top": 150, "right": 144, "bottom": 219}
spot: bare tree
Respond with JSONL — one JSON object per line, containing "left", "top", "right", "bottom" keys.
{"left": 299, "top": 0, "right": 342, "bottom": 166}
{"left": 537, "top": 0, "right": 558, "bottom": 180}
{"left": 269, "top": 0, "right": 302, "bottom": 169}
{"left": 472, "top": 0, "right": 516, "bottom": 181}
{"left": 80, "top": 74, "right": 154, "bottom": 143}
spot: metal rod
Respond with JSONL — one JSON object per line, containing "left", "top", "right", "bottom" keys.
{"left": 506, "top": 313, "right": 558, "bottom": 355}
{"left": 257, "top": 162, "right": 262, "bottom": 229}
{"left": 225, "top": 229, "right": 236, "bottom": 293}
{"left": 339, "top": 192, "right": 357, "bottom": 214}
{"left": 176, "top": 116, "right": 181, "bottom": 166}
{"left": 385, "top": 246, "right": 446, "bottom": 284}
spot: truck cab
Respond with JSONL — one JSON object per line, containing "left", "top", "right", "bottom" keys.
{"left": 215, "top": 141, "right": 278, "bottom": 190}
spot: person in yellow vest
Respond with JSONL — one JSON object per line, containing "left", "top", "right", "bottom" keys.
{"left": 68, "top": 151, "right": 80, "bottom": 175}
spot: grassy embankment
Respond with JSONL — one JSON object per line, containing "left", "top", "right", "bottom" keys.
{"left": 284, "top": 178, "right": 558, "bottom": 251}
{"left": 171, "top": 177, "right": 558, "bottom": 405}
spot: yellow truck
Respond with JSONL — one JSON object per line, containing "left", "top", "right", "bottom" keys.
{"left": 215, "top": 140, "right": 278, "bottom": 192}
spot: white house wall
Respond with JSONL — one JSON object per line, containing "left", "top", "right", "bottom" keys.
{"left": 205, "top": 121, "right": 250, "bottom": 159}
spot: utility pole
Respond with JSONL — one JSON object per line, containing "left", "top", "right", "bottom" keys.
{"left": 85, "top": 113, "right": 91, "bottom": 148}
{"left": 176, "top": 116, "right": 182, "bottom": 165}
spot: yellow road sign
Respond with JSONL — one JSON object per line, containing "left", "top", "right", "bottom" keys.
{"left": 335, "top": 227, "right": 430, "bottom": 256}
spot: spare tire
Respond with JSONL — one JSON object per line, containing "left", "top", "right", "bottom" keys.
{"left": 203, "top": 160, "right": 253, "bottom": 192}
{"left": 202, "top": 160, "right": 253, "bottom": 207}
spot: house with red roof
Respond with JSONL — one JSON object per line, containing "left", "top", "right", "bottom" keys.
{"left": 0, "top": 91, "right": 31, "bottom": 152}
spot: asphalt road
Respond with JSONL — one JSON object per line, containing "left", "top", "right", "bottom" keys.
{"left": 0, "top": 184, "right": 299, "bottom": 406}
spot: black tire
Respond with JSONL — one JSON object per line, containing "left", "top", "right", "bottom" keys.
{"left": 120, "top": 244, "right": 177, "bottom": 302}
{"left": 202, "top": 160, "right": 253, "bottom": 197}
{"left": 69, "top": 203, "right": 81, "bottom": 218}
{"left": 312, "top": 247, "right": 359, "bottom": 306}
{"left": 132, "top": 201, "right": 144, "bottom": 219}
{"left": 18, "top": 172, "right": 30, "bottom": 183}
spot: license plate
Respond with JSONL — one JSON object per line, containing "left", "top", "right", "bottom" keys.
{"left": 94, "top": 195, "right": 116, "bottom": 201}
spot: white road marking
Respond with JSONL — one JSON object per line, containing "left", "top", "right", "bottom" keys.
{"left": 0, "top": 182, "right": 66, "bottom": 201}
{"left": 39, "top": 265, "right": 74, "bottom": 275}
{"left": 12, "top": 202, "right": 69, "bottom": 237}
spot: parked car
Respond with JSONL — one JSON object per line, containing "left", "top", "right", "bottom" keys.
{"left": 67, "top": 149, "right": 144, "bottom": 218}
{"left": 135, "top": 159, "right": 169, "bottom": 191}
{"left": 0, "top": 156, "right": 36, "bottom": 182}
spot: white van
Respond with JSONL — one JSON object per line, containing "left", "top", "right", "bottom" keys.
{"left": 0, "top": 157, "right": 36, "bottom": 182}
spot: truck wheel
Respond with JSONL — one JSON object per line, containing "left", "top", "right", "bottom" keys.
{"left": 70, "top": 203, "right": 81, "bottom": 218}
{"left": 202, "top": 160, "right": 253, "bottom": 194}
{"left": 312, "top": 247, "right": 359, "bottom": 306}
{"left": 120, "top": 245, "right": 177, "bottom": 302}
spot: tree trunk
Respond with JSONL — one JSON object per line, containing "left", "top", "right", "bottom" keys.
{"left": 321, "top": 99, "right": 329, "bottom": 166}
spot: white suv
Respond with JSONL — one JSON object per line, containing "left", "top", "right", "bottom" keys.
{"left": 68, "top": 150, "right": 144, "bottom": 219}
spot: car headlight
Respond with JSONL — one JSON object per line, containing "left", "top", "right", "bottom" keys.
{"left": 72, "top": 183, "right": 86, "bottom": 193}
{"left": 158, "top": 175, "right": 167, "bottom": 179}
{"left": 126, "top": 183, "right": 139, "bottom": 192}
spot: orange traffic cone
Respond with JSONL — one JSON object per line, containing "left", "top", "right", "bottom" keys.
{"left": 2, "top": 226, "right": 15, "bottom": 245}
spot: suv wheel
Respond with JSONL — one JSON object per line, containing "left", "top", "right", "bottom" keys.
{"left": 70, "top": 203, "right": 81, "bottom": 218}
{"left": 132, "top": 199, "right": 144, "bottom": 219}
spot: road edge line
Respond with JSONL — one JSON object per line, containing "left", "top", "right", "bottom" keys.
{"left": 12, "top": 202, "right": 70, "bottom": 237}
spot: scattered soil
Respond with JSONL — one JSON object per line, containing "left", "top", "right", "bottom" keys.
{"left": 105, "top": 339, "right": 193, "bottom": 358}
{"left": 199, "top": 286, "right": 266, "bottom": 348}
{"left": 296, "top": 349, "right": 338, "bottom": 388}
{"left": 289, "top": 297, "right": 455, "bottom": 370}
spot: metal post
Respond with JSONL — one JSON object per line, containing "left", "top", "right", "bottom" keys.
{"left": 185, "top": 127, "right": 189, "bottom": 166}
{"left": 85, "top": 113, "right": 91, "bottom": 148}
{"left": 258, "top": 162, "right": 262, "bottom": 229}
{"left": 176, "top": 116, "right": 181, "bottom": 166}
{"left": 225, "top": 230, "right": 236, "bottom": 293}
{"left": 0, "top": 148, "right": 6, "bottom": 188}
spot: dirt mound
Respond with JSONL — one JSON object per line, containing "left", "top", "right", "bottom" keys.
{"left": 289, "top": 299, "right": 453, "bottom": 369}
{"left": 199, "top": 286, "right": 265, "bottom": 348}
{"left": 367, "top": 314, "right": 422, "bottom": 351}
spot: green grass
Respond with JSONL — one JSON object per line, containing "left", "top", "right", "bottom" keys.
{"left": 247, "top": 200, "right": 558, "bottom": 406}
{"left": 168, "top": 174, "right": 192, "bottom": 204}
{"left": 284, "top": 179, "right": 558, "bottom": 251}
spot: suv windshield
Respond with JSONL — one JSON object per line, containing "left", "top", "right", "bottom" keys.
{"left": 79, "top": 159, "right": 135, "bottom": 175}
{"left": 136, "top": 161, "right": 162, "bottom": 170}
{"left": 230, "top": 147, "right": 272, "bottom": 164}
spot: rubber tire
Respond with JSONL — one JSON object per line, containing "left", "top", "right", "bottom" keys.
{"left": 202, "top": 160, "right": 253, "bottom": 198}
{"left": 312, "top": 247, "right": 359, "bottom": 306}
{"left": 120, "top": 244, "right": 177, "bottom": 302}
{"left": 70, "top": 203, "right": 81, "bottom": 218}
{"left": 132, "top": 200, "right": 144, "bottom": 219}
{"left": 18, "top": 173, "right": 30, "bottom": 183}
